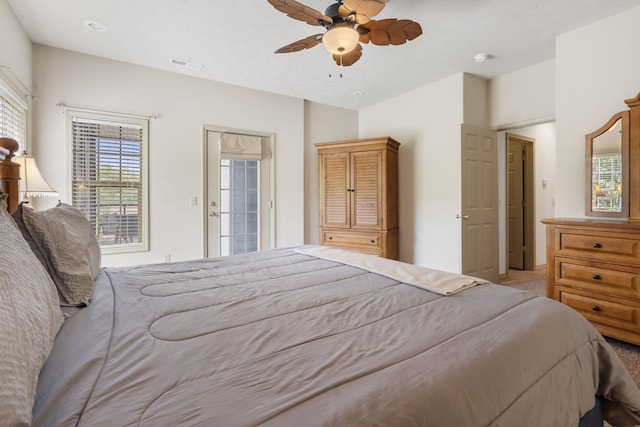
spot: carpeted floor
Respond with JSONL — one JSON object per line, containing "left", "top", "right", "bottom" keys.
{"left": 498, "top": 268, "right": 640, "bottom": 386}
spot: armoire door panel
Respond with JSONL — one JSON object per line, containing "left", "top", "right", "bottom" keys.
{"left": 351, "top": 150, "right": 383, "bottom": 230}
{"left": 321, "top": 153, "right": 350, "bottom": 228}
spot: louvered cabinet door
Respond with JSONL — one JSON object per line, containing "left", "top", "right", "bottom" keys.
{"left": 319, "top": 152, "right": 350, "bottom": 228}
{"left": 351, "top": 150, "right": 383, "bottom": 230}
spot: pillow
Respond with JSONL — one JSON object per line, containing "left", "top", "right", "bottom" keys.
{"left": 0, "top": 196, "right": 64, "bottom": 426}
{"left": 12, "top": 202, "right": 101, "bottom": 306}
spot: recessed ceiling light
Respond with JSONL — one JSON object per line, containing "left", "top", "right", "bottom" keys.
{"left": 83, "top": 20, "right": 107, "bottom": 32}
{"left": 474, "top": 53, "right": 490, "bottom": 63}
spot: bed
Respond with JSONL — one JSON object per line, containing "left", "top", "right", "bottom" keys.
{"left": 1, "top": 140, "right": 640, "bottom": 427}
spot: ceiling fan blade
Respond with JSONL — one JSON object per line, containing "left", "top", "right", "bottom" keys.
{"left": 267, "top": 0, "right": 333, "bottom": 26}
{"left": 356, "top": 25, "right": 371, "bottom": 43}
{"left": 275, "top": 34, "right": 323, "bottom": 53}
{"left": 363, "top": 18, "right": 423, "bottom": 45}
{"left": 340, "top": 0, "right": 388, "bottom": 18}
{"left": 337, "top": 5, "right": 370, "bottom": 24}
{"left": 333, "top": 44, "right": 363, "bottom": 66}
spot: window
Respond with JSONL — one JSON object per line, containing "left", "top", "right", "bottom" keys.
{"left": 68, "top": 110, "right": 148, "bottom": 253}
{"left": 219, "top": 159, "right": 259, "bottom": 255}
{"left": 0, "top": 74, "right": 28, "bottom": 155}
{"left": 592, "top": 153, "right": 622, "bottom": 212}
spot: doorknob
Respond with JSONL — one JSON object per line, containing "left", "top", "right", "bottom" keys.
{"left": 209, "top": 212, "right": 217, "bottom": 217}
{"left": 456, "top": 214, "right": 469, "bottom": 220}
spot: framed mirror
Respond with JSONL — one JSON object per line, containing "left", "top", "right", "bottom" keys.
{"left": 585, "top": 111, "right": 629, "bottom": 217}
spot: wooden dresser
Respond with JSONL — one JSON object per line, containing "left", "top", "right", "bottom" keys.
{"left": 316, "top": 137, "right": 399, "bottom": 259}
{"left": 543, "top": 218, "right": 640, "bottom": 345}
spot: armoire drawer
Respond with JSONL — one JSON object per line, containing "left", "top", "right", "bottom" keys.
{"left": 555, "top": 257, "right": 640, "bottom": 299}
{"left": 555, "top": 228, "right": 640, "bottom": 265}
{"left": 556, "top": 287, "right": 640, "bottom": 333}
{"left": 322, "top": 230, "right": 382, "bottom": 249}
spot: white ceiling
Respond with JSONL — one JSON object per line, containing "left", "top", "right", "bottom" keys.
{"left": 7, "top": 0, "right": 639, "bottom": 110}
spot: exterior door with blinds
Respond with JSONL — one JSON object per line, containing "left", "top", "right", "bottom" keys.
{"left": 68, "top": 110, "right": 148, "bottom": 253}
{"left": 205, "top": 129, "right": 273, "bottom": 258}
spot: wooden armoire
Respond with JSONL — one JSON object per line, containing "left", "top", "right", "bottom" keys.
{"left": 316, "top": 136, "right": 399, "bottom": 259}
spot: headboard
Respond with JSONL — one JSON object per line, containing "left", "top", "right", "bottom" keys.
{"left": 0, "top": 137, "right": 21, "bottom": 213}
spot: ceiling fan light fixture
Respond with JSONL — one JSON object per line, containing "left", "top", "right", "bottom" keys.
{"left": 322, "top": 26, "right": 359, "bottom": 55}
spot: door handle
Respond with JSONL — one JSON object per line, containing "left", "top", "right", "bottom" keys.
{"left": 456, "top": 214, "right": 469, "bottom": 220}
{"left": 209, "top": 212, "right": 217, "bottom": 217}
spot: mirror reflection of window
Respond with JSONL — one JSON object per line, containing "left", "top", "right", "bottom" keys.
{"left": 591, "top": 118, "right": 623, "bottom": 212}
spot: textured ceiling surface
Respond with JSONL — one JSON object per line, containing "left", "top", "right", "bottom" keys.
{"left": 7, "top": 0, "right": 639, "bottom": 110}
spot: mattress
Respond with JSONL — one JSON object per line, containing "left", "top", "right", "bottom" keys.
{"left": 32, "top": 247, "right": 640, "bottom": 426}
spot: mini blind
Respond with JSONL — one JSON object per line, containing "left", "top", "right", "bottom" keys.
{"left": 70, "top": 113, "right": 148, "bottom": 251}
{"left": 0, "top": 76, "right": 28, "bottom": 149}
{"left": 219, "top": 133, "right": 263, "bottom": 160}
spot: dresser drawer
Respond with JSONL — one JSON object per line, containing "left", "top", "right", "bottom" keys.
{"left": 322, "top": 230, "right": 382, "bottom": 254}
{"left": 555, "top": 228, "right": 640, "bottom": 265}
{"left": 556, "top": 287, "right": 640, "bottom": 333}
{"left": 556, "top": 257, "right": 640, "bottom": 298}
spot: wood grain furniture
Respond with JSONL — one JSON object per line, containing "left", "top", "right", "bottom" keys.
{"left": 544, "top": 92, "right": 640, "bottom": 345}
{"left": 2, "top": 140, "right": 639, "bottom": 426}
{"left": 0, "top": 137, "right": 20, "bottom": 214}
{"left": 316, "top": 137, "right": 399, "bottom": 259}
{"left": 542, "top": 218, "right": 640, "bottom": 345}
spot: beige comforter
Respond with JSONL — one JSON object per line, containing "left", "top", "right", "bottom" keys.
{"left": 33, "top": 247, "right": 640, "bottom": 426}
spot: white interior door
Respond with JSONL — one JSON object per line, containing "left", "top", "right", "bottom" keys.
{"left": 205, "top": 129, "right": 273, "bottom": 258}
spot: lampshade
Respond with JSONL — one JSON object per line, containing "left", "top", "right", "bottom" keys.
{"left": 594, "top": 183, "right": 605, "bottom": 197}
{"left": 14, "top": 152, "right": 59, "bottom": 198}
{"left": 322, "top": 26, "right": 359, "bottom": 55}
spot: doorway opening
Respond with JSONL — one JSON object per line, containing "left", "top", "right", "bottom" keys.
{"left": 506, "top": 132, "right": 535, "bottom": 270}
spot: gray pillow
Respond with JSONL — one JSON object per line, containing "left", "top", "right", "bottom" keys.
{"left": 12, "top": 202, "right": 101, "bottom": 306}
{"left": 0, "top": 196, "right": 64, "bottom": 426}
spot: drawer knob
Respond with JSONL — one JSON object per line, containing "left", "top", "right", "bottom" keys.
{"left": 370, "top": 240, "right": 375, "bottom": 243}
{"left": 592, "top": 305, "right": 600, "bottom": 312}
{"left": 328, "top": 236, "right": 333, "bottom": 240}
{"left": 592, "top": 243, "right": 602, "bottom": 248}
{"left": 592, "top": 274, "right": 601, "bottom": 280}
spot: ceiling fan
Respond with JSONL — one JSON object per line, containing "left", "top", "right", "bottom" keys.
{"left": 267, "top": 0, "right": 423, "bottom": 66}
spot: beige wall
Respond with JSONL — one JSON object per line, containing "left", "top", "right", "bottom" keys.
{"left": 0, "top": 0, "right": 33, "bottom": 151}
{"left": 359, "top": 73, "right": 493, "bottom": 273}
{"left": 31, "top": 45, "right": 355, "bottom": 266}
{"left": 555, "top": 6, "right": 640, "bottom": 218}
{"left": 489, "top": 60, "right": 555, "bottom": 129}
{"left": 0, "top": 0, "right": 32, "bottom": 92}
{"left": 303, "top": 101, "right": 358, "bottom": 244}
{"left": 463, "top": 73, "right": 490, "bottom": 127}
{"left": 359, "top": 73, "right": 466, "bottom": 271}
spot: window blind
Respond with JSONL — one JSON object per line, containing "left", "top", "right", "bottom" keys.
{"left": 71, "top": 114, "right": 147, "bottom": 251}
{"left": 219, "top": 133, "right": 263, "bottom": 160}
{"left": 0, "top": 76, "right": 27, "bottom": 150}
